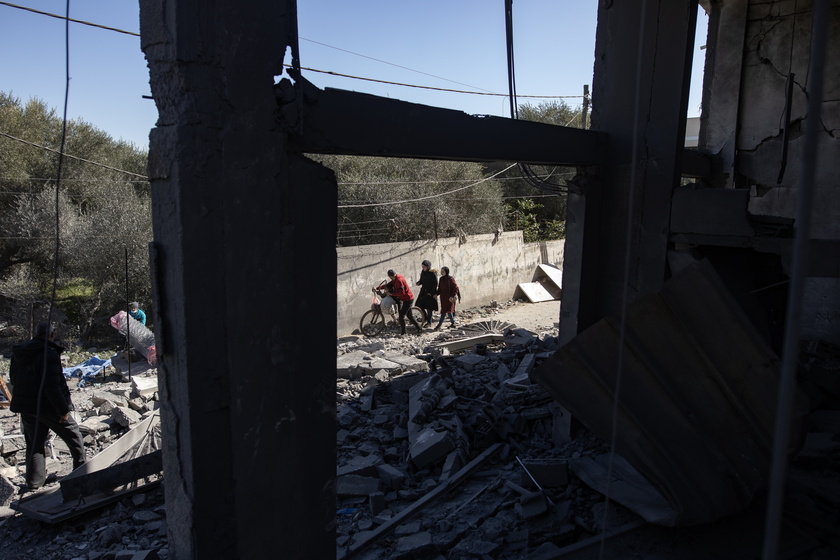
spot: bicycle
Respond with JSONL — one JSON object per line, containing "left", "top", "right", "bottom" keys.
{"left": 359, "top": 285, "right": 425, "bottom": 337}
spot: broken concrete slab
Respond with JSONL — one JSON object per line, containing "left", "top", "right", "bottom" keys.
{"left": 131, "top": 376, "right": 158, "bottom": 399}
{"left": 0, "top": 474, "right": 16, "bottom": 507}
{"left": 376, "top": 464, "right": 407, "bottom": 491}
{"left": 112, "top": 406, "right": 142, "bottom": 428}
{"left": 336, "top": 350, "right": 372, "bottom": 378}
{"left": 513, "top": 264, "right": 563, "bottom": 303}
{"left": 381, "top": 352, "right": 429, "bottom": 372}
{"left": 454, "top": 352, "right": 487, "bottom": 372}
{"left": 1, "top": 434, "right": 25, "bottom": 455}
{"left": 409, "top": 428, "right": 455, "bottom": 470}
{"left": 433, "top": 334, "right": 506, "bottom": 354}
{"left": 89, "top": 390, "right": 129, "bottom": 408}
{"left": 79, "top": 416, "right": 113, "bottom": 435}
{"left": 336, "top": 475, "right": 380, "bottom": 496}
{"left": 532, "top": 260, "right": 811, "bottom": 526}
{"left": 338, "top": 455, "right": 383, "bottom": 478}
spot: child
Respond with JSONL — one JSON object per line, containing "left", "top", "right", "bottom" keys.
{"left": 434, "top": 266, "right": 461, "bottom": 330}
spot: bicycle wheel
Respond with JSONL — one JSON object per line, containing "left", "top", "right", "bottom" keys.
{"left": 409, "top": 307, "right": 426, "bottom": 332}
{"left": 360, "top": 310, "right": 385, "bottom": 337}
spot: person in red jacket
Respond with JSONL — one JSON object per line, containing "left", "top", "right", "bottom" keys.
{"left": 387, "top": 269, "right": 422, "bottom": 335}
{"left": 434, "top": 266, "right": 461, "bottom": 330}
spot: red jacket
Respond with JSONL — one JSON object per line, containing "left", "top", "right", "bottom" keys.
{"left": 389, "top": 274, "right": 414, "bottom": 302}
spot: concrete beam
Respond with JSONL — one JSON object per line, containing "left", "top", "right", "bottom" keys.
{"left": 281, "top": 74, "right": 606, "bottom": 166}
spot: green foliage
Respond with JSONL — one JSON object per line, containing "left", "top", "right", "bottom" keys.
{"left": 505, "top": 198, "right": 565, "bottom": 243}
{"left": 312, "top": 155, "right": 506, "bottom": 246}
{"left": 484, "top": 100, "right": 587, "bottom": 240}
{"left": 0, "top": 92, "right": 151, "bottom": 345}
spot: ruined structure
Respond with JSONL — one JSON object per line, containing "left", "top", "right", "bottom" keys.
{"left": 138, "top": 0, "right": 838, "bottom": 557}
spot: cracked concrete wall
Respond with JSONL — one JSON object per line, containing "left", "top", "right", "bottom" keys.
{"left": 735, "top": 1, "right": 840, "bottom": 241}
{"left": 703, "top": 0, "right": 840, "bottom": 344}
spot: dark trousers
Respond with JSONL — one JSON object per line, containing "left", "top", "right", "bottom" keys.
{"left": 21, "top": 412, "right": 86, "bottom": 489}
{"left": 398, "top": 299, "right": 420, "bottom": 333}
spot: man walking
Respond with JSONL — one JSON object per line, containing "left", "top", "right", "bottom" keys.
{"left": 10, "top": 322, "right": 85, "bottom": 492}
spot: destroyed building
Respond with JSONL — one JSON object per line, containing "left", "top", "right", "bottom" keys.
{"left": 12, "top": 0, "right": 828, "bottom": 558}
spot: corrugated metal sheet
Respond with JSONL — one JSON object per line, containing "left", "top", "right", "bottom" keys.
{"left": 531, "top": 259, "right": 809, "bottom": 526}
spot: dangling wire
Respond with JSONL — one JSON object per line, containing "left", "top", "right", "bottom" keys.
{"left": 504, "top": 0, "right": 569, "bottom": 195}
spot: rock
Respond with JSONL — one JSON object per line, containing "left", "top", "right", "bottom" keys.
{"left": 112, "top": 406, "right": 142, "bottom": 427}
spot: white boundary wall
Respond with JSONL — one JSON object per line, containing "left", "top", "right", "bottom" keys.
{"left": 337, "top": 231, "right": 564, "bottom": 335}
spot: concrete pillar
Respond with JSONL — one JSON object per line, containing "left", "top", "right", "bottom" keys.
{"left": 140, "top": 1, "right": 336, "bottom": 558}
{"left": 560, "top": 0, "right": 698, "bottom": 343}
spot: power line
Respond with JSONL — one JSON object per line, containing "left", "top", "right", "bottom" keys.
{"left": 0, "top": 132, "right": 148, "bottom": 179}
{"left": 0, "top": 3, "right": 582, "bottom": 102}
{"left": 337, "top": 171, "right": 573, "bottom": 186}
{"left": 337, "top": 163, "right": 516, "bottom": 208}
{"left": 300, "top": 36, "right": 495, "bottom": 93}
{"left": 0, "top": 1, "right": 140, "bottom": 36}
{"left": 295, "top": 65, "right": 583, "bottom": 100}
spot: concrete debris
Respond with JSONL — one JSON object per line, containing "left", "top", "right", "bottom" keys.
{"left": 335, "top": 322, "right": 627, "bottom": 560}
{"left": 0, "top": 360, "right": 165, "bottom": 558}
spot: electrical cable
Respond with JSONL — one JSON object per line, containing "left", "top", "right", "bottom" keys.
{"left": 503, "top": 0, "right": 572, "bottom": 195}
{"left": 0, "top": 132, "right": 148, "bottom": 179}
{"left": 0, "top": 2, "right": 582, "bottom": 104}
{"left": 0, "top": 1, "right": 139, "bottom": 36}
{"left": 294, "top": 64, "right": 582, "bottom": 99}
{"left": 300, "top": 36, "right": 496, "bottom": 94}
{"left": 337, "top": 163, "right": 516, "bottom": 208}
{"left": 31, "top": 0, "right": 71, "bottom": 497}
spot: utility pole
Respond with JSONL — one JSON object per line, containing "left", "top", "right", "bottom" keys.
{"left": 582, "top": 84, "right": 590, "bottom": 130}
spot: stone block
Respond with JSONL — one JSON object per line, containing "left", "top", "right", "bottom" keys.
{"left": 336, "top": 350, "right": 371, "bottom": 379}
{"left": 336, "top": 475, "right": 380, "bottom": 496}
{"left": 382, "top": 352, "right": 429, "bottom": 372}
{"left": 454, "top": 352, "right": 487, "bottom": 372}
{"left": 0, "top": 475, "right": 16, "bottom": 507}
{"left": 514, "top": 353, "right": 536, "bottom": 377}
{"left": 79, "top": 416, "right": 114, "bottom": 435}
{"left": 376, "top": 463, "right": 406, "bottom": 490}
{"left": 497, "top": 362, "right": 512, "bottom": 382}
{"left": 394, "top": 531, "right": 436, "bottom": 559}
{"left": 518, "top": 491, "right": 548, "bottom": 519}
{"left": 338, "top": 454, "right": 382, "bottom": 478}
{"left": 99, "top": 400, "right": 116, "bottom": 416}
{"left": 409, "top": 428, "right": 455, "bottom": 470}
{"left": 128, "top": 398, "right": 148, "bottom": 413}
{"left": 112, "top": 406, "right": 142, "bottom": 428}
{"left": 0, "top": 435, "right": 25, "bottom": 455}
{"left": 389, "top": 372, "right": 428, "bottom": 392}
{"left": 90, "top": 390, "right": 128, "bottom": 408}
{"left": 131, "top": 376, "right": 158, "bottom": 399}
{"left": 369, "top": 492, "right": 386, "bottom": 515}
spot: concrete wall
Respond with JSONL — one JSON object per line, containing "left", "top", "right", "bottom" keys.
{"left": 337, "top": 231, "right": 564, "bottom": 335}
{"left": 713, "top": 0, "right": 840, "bottom": 345}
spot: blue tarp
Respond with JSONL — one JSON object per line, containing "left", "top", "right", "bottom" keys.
{"left": 63, "top": 355, "right": 113, "bottom": 388}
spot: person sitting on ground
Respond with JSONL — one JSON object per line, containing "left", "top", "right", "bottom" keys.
{"left": 434, "top": 266, "right": 461, "bottom": 330}
{"left": 9, "top": 322, "right": 86, "bottom": 492}
{"left": 128, "top": 302, "right": 147, "bottom": 325}
{"left": 387, "top": 269, "right": 422, "bottom": 335}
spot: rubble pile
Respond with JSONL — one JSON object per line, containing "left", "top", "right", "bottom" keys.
{"left": 334, "top": 326, "right": 637, "bottom": 559}
{"left": 0, "top": 356, "right": 167, "bottom": 560}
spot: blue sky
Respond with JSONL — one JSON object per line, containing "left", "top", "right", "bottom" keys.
{"left": 1, "top": 1, "right": 707, "bottom": 151}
